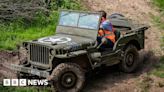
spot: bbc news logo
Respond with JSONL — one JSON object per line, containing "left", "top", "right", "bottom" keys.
{"left": 3, "top": 79, "right": 48, "bottom": 86}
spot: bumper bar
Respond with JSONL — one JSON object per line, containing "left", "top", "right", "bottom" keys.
{"left": 4, "top": 64, "right": 50, "bottom": 78}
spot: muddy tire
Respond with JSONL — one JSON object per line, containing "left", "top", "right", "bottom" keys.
{"left": 119, "top": 45, "right": 139, "bottom": 73}
{"left": 50, "top": 63, "right": 85, "bottom": 92}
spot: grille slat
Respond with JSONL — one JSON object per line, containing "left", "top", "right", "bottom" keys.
{"left": 41, "top": 46, "right": 43, "bottom": 64}
{"left": 30, "top": 44, "right": 49, "bottom": 65}
{"left": 38, "top": 46, "right": 40, "bottom": 63}
{"left": 42, "top": 47, "right": 44, "bottom": 64}
{"left": 41, "top": 46, "right": 43, "bottom": 63}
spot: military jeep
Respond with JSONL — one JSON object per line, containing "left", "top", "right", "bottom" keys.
{"left": 10, "top": 10, "right": 149, "bottom": 92}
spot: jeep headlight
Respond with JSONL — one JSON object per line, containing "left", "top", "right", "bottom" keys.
{"left": 22, "top": 42, "right": 28, "bottom": 50}
{"left": 50, "top": 49, "right": 55, "bottom": 55}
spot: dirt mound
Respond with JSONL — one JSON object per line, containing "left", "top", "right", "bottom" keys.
{"left": 0, "top": 51, "right": 18, "bottom": 84}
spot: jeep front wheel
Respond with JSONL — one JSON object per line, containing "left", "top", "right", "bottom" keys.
{"left": 119, "top": 44, "right": 139, "bottom": 73}
{"left": 50, "top": 63, "right": 85, "bottom": 92}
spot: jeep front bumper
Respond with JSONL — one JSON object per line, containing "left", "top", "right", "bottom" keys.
{"left": 4, "top": 64, "right": 50, "bottom": 78}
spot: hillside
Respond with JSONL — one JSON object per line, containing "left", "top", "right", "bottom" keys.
{"left": 83, "top": 0, "right": 164, "bottom": 91}
{"left": 0, "top": 0, "right": 49, "bottom": 21}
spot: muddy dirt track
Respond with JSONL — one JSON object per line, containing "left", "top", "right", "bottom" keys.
{"left": 0, "top": 0, "right": 164, "bottom": 92}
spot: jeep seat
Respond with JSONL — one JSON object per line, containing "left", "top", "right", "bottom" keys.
{"left": 114, "top": 30, "right": 121, "bottom": 41}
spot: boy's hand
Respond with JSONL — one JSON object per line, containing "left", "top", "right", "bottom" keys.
{"left": 101, "top": 37, "right": 107, "bottom": 44}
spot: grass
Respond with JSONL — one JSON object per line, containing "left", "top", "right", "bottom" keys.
{"left": 152, "top": 0, "right": 164, "bottom": 29}
{"left": 153, "top": 0, "right": 164, "bottom": 11}
{"left": 0, "top": 85, "right": 52, "bottom": 92}
{"left": 0, "top": 11, "right": 59, "bottom": 50}
{"left": 0, "top": 0, "right": 86, "bottom": 51}
{"left": 152, "top": 15, "right": 164, "bottom": 29}
{"left": 151, "top": 0, "right": 164, "bottom": 78}
{"left": 150, "top": 56, "right": 164, "bottom": 78}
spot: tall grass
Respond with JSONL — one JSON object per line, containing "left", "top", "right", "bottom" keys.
{"left": 0, "top": 11, "right": 59, "bottom": 50}
{"left": 0, "top": 0, "right": 86, "bottom": 50}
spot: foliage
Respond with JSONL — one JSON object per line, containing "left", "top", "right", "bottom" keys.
{"left": 152, "top": 15, "right": 164, "bottom": 30}
{"left": 0, "top": 11, "right": 59, "bottom": 50}
{"left": 50, "top": 0, "right": 84, "bottom": 10}
{"left": 0, "top": 0, "right": 84, "bottom": 50}
{"left": 153, "top": 0, "right": 164, "bottom": 11}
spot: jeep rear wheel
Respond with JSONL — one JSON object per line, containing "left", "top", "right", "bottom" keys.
{"left": 51, "top": 63, "right": 85, "bottom": 92}
{"left": 120, "top": 45, "right": 139, "bottom": 73}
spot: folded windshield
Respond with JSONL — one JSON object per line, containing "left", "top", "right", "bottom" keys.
{"left": 59, "top": 11, "right": 100, "bottom": 30}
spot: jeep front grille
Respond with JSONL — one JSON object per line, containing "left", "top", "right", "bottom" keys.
{"left": 29, "top": 44, "right": 49, "bottom": 64}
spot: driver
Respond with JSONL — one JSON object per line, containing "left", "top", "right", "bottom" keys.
{"left": 97, "top": 20, "right": 116, "bottom": 49}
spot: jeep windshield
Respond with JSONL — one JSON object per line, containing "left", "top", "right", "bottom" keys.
{"left": 59, "top": 11, "right": 101, "bottom": 30}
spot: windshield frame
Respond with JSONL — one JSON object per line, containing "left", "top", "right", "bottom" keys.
{"left": 58, "top": 10, "right": 101, "bottom": 30}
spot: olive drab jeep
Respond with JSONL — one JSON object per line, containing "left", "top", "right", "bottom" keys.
{"left": 8, "top": 10, "right": 149, "bottom": 92}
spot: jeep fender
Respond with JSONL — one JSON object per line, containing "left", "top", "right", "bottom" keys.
{"left": 52, "top": 50, "right": 93, "bottom": 71}
{"left": 113, "top": 34, "right": 143, "bottom": 51}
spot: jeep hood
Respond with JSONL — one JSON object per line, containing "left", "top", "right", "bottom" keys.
{"left": 29, "top": 34, "right": 95, "bottom": 50}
